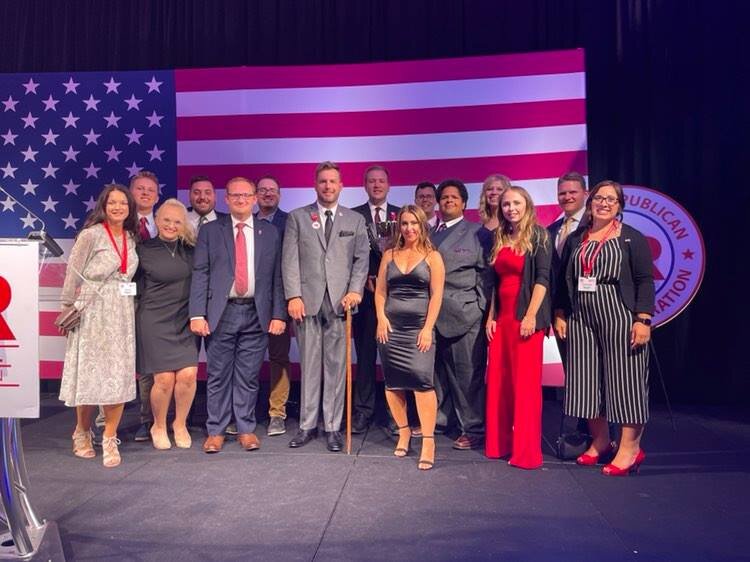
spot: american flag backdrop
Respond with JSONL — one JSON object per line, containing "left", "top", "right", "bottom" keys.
{"left": 2, "top": 49, "right": 587, "bottom": 382}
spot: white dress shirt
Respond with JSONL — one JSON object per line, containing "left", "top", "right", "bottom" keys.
{"left": 437, "top": 215, "right": 464, "bottom": 230}
{"left": 229, "top": 215, "right": 255, "bottom": 298}
{"left": 367, "top": 201, "right": 389, "bottom": 224}
{"left": 189, "top": 209, "right": 218, "bottom": 230}
{"left": 426, "top": 215, "right": 439, "bottom": 229}
{"left": 317, "top": 203, "right": 339, "bottom": 230}
{"left": 555, "top": 207, "right": 586, "bottom": 251}
{"left": 138, "top": 212, "right": 157, "bottom": 237}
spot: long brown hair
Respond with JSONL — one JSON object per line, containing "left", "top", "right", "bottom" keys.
{"left": 390, "top": 205, "right": 435, "bottom": 255}
{"left": 490, "top": 185, "right": 548, "bottom": 259}
{"left": 80, "top": 184, "right": 138, "bottom": 238}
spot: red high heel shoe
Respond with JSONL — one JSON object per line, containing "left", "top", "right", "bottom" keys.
{"left": 576, "top": 442, "right": 616, "bottom": 466}
{"left": 602, "top": 449, "right": 646, "bottom": 476}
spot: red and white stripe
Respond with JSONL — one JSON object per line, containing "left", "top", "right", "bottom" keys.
{"left": 41, "top": 50, "right": 588, "bottom": 385}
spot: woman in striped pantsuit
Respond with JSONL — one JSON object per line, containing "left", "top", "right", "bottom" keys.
{"left": 554, "top": 181, "right": 655, "bottom": 476}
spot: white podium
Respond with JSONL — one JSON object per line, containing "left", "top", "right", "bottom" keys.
{"left": 0, "top": 239, "right": 61, "bottom": 560}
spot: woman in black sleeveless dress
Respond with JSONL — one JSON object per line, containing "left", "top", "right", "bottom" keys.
{"left": 135, "top": 198, "right": 199, "bottom": 450}
{"left": 375, "top": 205, "right": 445, "bottom": 470}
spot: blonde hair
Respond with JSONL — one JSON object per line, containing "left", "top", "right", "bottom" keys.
{"left": 478, "top": 174, "right": 512, "bottom": 223}
{"left": 490, "top": 185, "right": 548, "bottom": 260}
{"left": 155, "top": 198, "right": 196, "bottom": 246}
{"left": 390, "top": 205, "right": 435, "bottom": 255}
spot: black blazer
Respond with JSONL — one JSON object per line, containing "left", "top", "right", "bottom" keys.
{"left": 351, "top": 202, "right": 401, "bottom": 277}
{"left": 489, "top": 225, "right": 553, "bottom": 330}
{"left": 547, "top": 214, "right": 589, "bottom": 304}
{"left": 555, "top": 222, "right": 655, "bottom": 316}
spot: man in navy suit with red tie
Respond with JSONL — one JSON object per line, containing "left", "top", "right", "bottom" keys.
{"left": 189, "top": 177, "right": 286, "bottom": 454}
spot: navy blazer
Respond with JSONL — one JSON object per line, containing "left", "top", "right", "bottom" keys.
{"left": 189, "top": 214, "right": 286, "bottom": 332}
{"left": 352, "top": 202, "right": 401, "bottom": 277}
{"left": 555, "top": 222, "right": 655, "bottom": 316}
{"left": 256, "top": 208, "right": 288, "bottom": 243}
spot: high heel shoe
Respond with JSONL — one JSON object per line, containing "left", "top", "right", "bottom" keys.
{"left": 101, "top": 435, "right": 122, "bottom": 468}
{"left": 418, "top": 436, "right": 435, "bottom": 471}
{"left": 172, "top": 425, "right": 192, "bottom": 449}
{"left": 576, "top": 442, "right": 616, "bottom": 466}
{"left": 72, "top": 429, "right": 95, "bottom": 459}
{"left": 394, "top": 425, "right": 411, "bottom": 457}
{"left": 602, "top": 449, "right": 646, "bottom": 476}
{"left": 150, "top": 426, "right": 172, "bottom": 450}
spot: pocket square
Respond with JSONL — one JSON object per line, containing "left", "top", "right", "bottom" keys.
{"left": 339, "top": 230, "right": 355, "bottom": 237}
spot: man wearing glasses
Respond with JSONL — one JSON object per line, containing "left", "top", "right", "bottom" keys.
{"left": 255, "top": 175, "right": 291, "bottom": 437}
{"left": 415, "top": 181, "right": 439, "bottom": 230}
{"left": 189, "top": 177, "right": 287, "bottom": 453}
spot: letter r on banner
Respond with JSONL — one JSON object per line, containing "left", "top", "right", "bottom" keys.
{"left": 0, "top": 276, "right": 15, "bottom": 340}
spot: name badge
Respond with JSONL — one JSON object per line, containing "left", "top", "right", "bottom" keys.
{"left": 119, "top": 282, "right": 137, "bottom": 296}
{"left": 578, "top": 276, "right": 597, "bottom": 292}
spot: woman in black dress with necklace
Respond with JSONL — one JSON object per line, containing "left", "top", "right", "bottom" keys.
{"left": 135, "top": 198, "right": 199, "bottom": 450}
{"left": 375, "top": 205, "right": 445, "bottom": 470}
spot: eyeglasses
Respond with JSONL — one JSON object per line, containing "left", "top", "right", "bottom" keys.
{"left": 591, "top": 195, "right": 619, "bottom": 205}
{"left": 227, "top": 193, "right": 255, "bottom": 200}
{"left": 257, "top": 188, "right": 279, "bottom": 195}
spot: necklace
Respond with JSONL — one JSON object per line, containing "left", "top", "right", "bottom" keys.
{"left": 160, "top": 238, "right": 178, "bottom": 258}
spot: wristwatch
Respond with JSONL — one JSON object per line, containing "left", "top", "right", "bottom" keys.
{"left": 633, "top": 317, "right": 652, "bottom": 326}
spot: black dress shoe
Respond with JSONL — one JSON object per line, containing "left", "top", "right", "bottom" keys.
{"left": 289, "top": 428, "right": 317, "bottom": 448}
{"left": 351, "top": 412, "right": 369, "bottom": 434}
{"left": 134, "top": 422, "right": 152, "bottom": 442}
{"left": 326, "top": 431, "right": 343, "bottom": 452}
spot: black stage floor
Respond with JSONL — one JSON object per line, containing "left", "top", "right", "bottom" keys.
{"left": 17, "top": 396, "right": 750, "bottom": 561}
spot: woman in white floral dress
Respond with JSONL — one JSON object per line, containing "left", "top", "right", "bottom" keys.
{"left": 58, "top": 184, "right": 139, "bottom": 468}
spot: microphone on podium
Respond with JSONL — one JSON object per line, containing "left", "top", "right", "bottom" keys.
{"left": 0, "top": 184, "right": 64, "bottom": 257}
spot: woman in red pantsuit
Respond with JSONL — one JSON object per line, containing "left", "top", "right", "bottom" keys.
{"left": 485, "top": 186, "right": 552, "bottom": 469}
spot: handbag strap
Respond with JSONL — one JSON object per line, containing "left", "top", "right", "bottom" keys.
{"left": 67, "top": 264, "right": 121, "bottom": 312}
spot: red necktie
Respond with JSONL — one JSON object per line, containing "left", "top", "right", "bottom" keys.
{"left": 234, "top": 223, "right": 248, "bottom": 296}
{"left": 374, "top": 206, "right": 382, "bottom": 224}
{"left": 139, "top": 216, "right": 150, "bottom": 240}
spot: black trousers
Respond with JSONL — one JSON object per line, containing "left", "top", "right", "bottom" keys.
{"left": 352, "top": 289, "right": 378, "bottom": 419}
{"left": 434, "top": 320, "right": 487, "bottom": 437}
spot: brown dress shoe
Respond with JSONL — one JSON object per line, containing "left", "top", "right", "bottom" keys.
{"left": 453, "top": 434, "right": 483, "bottom": 450}
{"left": 203, "top": 435, "right": 225, "bottom": 454}
{"left": 238, "top": 433, "right": 260, "bottom": 451}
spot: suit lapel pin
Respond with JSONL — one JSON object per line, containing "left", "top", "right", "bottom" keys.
{"left": 310, "top": 211, "right": 321, "bottom": 229}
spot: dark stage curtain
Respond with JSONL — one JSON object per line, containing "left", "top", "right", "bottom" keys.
{"left": 1, "top": 0, "right": 747, "bottom": 404}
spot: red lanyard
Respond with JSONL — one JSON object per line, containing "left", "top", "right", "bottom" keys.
{"left": 103, "top": 222, "right": 128, "bottom": 274}
{"left": 579, "top": 220, "right": 618, "bottom": 277}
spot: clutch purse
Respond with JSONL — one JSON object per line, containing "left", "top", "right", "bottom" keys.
{"left": 54, "top": 306, "right": 82, "bottom": 333}
{"left": 54, "top": 263, "right": 120, "bottom": 335}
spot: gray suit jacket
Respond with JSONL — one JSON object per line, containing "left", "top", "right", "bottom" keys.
{"left": 282, "top": 203, "right": 369, "bottom": 316}
{"left": 431, "top": 218, "right": 488, "bottom": 338}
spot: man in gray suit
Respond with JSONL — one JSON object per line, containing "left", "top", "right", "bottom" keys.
{"left": 282, "top": 161, "right": 369, "bottom": 452}
{"left": 431, "top": 179, "right": 489, "bottom": 450}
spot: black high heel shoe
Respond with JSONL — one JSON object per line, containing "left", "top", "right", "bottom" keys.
{"left": 394, "top": 425, "right": 411, "bottom": 458}
{"left": 418, "top": 435, "right": 435, "bottom": 470}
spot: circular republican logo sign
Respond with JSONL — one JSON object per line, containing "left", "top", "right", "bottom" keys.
{"left": 621, "top": 185, "right": 705, "bottom": 328}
